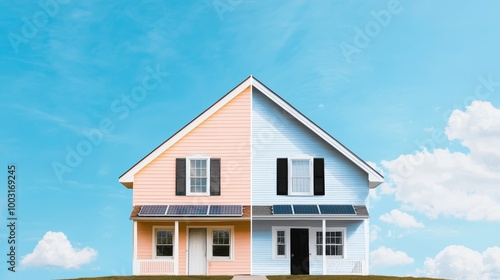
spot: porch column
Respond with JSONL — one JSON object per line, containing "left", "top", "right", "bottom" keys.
{"left": 174, "top": 220, "right": 179, "bottom": 275}
{"left": 133, "top": 220, "right": 137, "bottom": 275}
{"left": 364, "top": 219, "right": 369, "bottom": 275}
{"left": 322, "top": 219, "right": 326, "bottom": 275}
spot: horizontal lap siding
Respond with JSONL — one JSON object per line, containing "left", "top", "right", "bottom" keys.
{"left": 252, "top": 220, "right": 365, "bottom": 275}
{"left": 252, "top": 221, "right": 289, "bottom": 275}
{"left": 251, "top": 89, "right": 368, "bottom": 205}
{"left": 208, "top": 221, "right": 251, "bottom": 275}
{"left": 133, "top": 86, "right": 251, "bottom": 205}
{"left": 137, "top": 221, "right": 175, "bottom": 259}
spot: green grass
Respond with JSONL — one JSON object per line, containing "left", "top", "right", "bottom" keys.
{"left": 67, "top": 276, "right": 233, "bottom": 280}
{"left": 267, "top": 276, "right": 440, "bottom": 280}
{"left": 66, "top": 276, "right": 440, "bottom": 280}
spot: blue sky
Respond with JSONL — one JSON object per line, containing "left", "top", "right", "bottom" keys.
{"left": 1, "top": 0, "right": 500, "bottom": 279}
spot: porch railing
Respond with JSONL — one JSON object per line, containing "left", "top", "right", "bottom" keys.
{"left": 326, "top": 259, "right": 365, "bottom": 275}
{"left": 133, "top": 259, "right": 175, "bottom": 275}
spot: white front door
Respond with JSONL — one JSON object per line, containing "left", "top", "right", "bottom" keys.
{"left": 188, "top": 228, "right": 207, "bottom": 275}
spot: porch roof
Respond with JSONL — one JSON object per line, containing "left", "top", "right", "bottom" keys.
{"left": 252, "top": 205, "right": 369, "bottom": 220}
{"left": 129, "top": 205, "right": 251, "bottom": 220}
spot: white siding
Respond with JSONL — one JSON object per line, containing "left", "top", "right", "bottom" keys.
{"left": 252, "top": 220, "right": 366, "bottom": 275}
{"left": 251, "top": 88, "right": 368, "bottom": 205}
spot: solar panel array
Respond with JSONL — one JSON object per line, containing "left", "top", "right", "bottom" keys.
{"left": 209, "top": 205, "right": 242, "bottom": 216}
{"left": 138, "top": 205, "right": 168, "bottom": 216}
{"left": 272, "top": 204, "right": 356, "bottom": 215}
{"left": 272, "top": 205, "right": 293, "bottom": 214}
{"left": 294, "top": 205, "right": 319, "bottom": 214}
{"left": 168, "top": 205, "right": 208, "bottom": 216}
{"left": 319, "top": 204, "right": 356, "bottom": 215}
{"left": 138, "top": 205, "right": 243, "bottom": 217}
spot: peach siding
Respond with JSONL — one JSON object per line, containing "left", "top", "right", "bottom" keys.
{"left": 137, "top": 221, "right": 251, "bottom": 275}
{"left": 133, "top": 86, "right": 251, "bottom": 205}
{"left": 137, "top": 221, "right": 174, "bottom": 259}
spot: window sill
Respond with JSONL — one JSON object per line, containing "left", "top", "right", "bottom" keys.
{"left": 186, "top": 193, "right": 210, "bottom": 196}
{"left": 314, "top": 256, "right": 344, "bottom": 259}
{"left": 154, "top": 256, "right": 174, "bottom": 259}
{"left": 208, "top": 257, "right": 233, "bottom": 261}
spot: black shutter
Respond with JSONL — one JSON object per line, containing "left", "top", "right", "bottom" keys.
{"left": 277, "top": 158, "right": 288, "bottom": 195}
{"left": 210, "top": 158, "right": 221, "bottom": 196}
{"left": 175, "top": 158, "right": 186, "bottom": 195}
{"left": 313, "top": 158, "right": 325, "bottom": 195}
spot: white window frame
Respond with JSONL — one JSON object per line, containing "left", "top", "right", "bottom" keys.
{"left": 272, "top": 227, "right": 290, "bottom": 259}
{"left": 208, "top": 227, "right": 234, "bottom": 260}
{"left": 312, "top": 227, "right": 346, "bottom": 259}
{"left": 152, "top": 226, "right": 174, "bottom": 259}
{"left": 288, "top": 157, "right": 313, "bottom": 196}
{"left": 186, "top": 154, "right": 210, "bottom": 196}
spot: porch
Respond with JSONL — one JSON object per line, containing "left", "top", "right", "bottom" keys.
{"left": 251, "top": 205, "right": 370, "bottom": 275}
{"left": 131, "top": 206, "right": 251, "bottom": 276}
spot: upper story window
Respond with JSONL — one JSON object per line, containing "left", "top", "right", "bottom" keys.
{"left": 290, "top": 159, "right": 313, "bottom": 195}
{"left": 175, "top": 156, "right": 221, "bottom": 196}
{"left": 187, "top": 157, "right": 210, "bottom": 195}
{"left": 277, "top": 157, "right": 324, "bottom": 196}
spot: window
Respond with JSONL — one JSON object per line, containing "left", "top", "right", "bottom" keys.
{"left": 276, "top": 158, "right": 324, "bottom": 196}
{"left": 212, "top": 230, "right": 230, "bottom": 257}
{"left": 176, "top": 157, "right": 220, "bottom": 196}
{"left": 290, "top": 158, "right": 312, "bottom": 195}
{"left": 190, "top": 159, "right": 207, "bottom": 193}
{"left": 155, "top": 229, "right": 173, "bottom": 257}
{"left": 276, "top": 230, "right": 286, "bottom": 256}
{"left": 272, "top": 227, "right": 289, "bottom": 258}
{"left": 186, "top": 156, "right": 210, "bottom": 195}
{"left": 316, "top": 231, "right": 343, "bottom": 256}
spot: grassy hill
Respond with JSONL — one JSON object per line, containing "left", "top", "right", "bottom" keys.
{"left": 68, "top": 275, "right": 441, "bottom": 280}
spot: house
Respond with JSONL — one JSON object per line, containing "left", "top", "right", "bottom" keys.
{"left": 118, "top": 76, "right": 383, "bottom": 276}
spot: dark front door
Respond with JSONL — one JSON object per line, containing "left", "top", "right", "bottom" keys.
{"left": 290, "top": 228, "right": 309, "bottom": 275}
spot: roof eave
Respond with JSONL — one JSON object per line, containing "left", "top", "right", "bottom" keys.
{"left": 252, "top": 215, "right": 369, "bottom": 221}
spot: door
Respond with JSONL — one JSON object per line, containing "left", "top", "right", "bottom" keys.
{"left": 290, "top": 228, "right": 309, "bottom": 275}
{"left": 188, "top": 228, "right": 207, "bottom": 275}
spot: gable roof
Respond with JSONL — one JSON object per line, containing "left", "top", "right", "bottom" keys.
{"left": 119, "top": 76, "right": 383, "bottom": 189}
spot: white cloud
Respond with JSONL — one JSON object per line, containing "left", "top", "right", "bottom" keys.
{"left": 382, "top": 101, "right": 500, "bottom": 221}
{"left": 370, "top": 246, "right": 414, "bottom": 267}
{"left": 369, "top": 188, "right": 379, "bottom": 200}
{"left": 21, "top": 231, "right": 97, "bottom": 269}
{"left": 379, "top": 209, "right": 424, "bottom": 229}
{"left": 379, "top": 182, "right": 396, "bottom": 195}
{"left": 422, "top": 245, "right": 500, "bottom": 280}
{"left": 370, "top": 225, "right": 381, "bottom": 242}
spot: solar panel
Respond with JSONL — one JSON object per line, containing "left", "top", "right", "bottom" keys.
{"left": 293, "top": 205, "right": 319, "bottom": 214}
{"left": 272, "top": 205, "right": 293, "bottom": 214}
{"left": 167, "top": 205, "right": 208, "bottom": 216}
{"left": 319, "top": 205, "right": 356, "bottom": 215}
{"left": 209, "top": 205, "right": 242, "bottom": 216}
{"left": 138, "top": 205, "right": 168, "bottom": 216}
